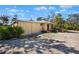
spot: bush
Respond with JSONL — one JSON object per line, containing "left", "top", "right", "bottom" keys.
{"left": 13, "top": 26, "right": 24, "bottom": 37}
{"left": 51, "top": 25, "right": 58, "bottom": 33}
{"left": 0, "top": 26, "right": 24, "bottom": 39}
{"left": 0, "top": 26, "right": 13, "bottom": 39}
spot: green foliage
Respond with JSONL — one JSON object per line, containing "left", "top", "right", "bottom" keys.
{"left": 53, "top": 14, "right": 63, "bottom": 27}
{"left": 63, "top": 21, "right": 79, "bottom": 30}
{"left": 51, "top": 24, "right": 57, "bottom": 32}
{"left": 36, "top": 17, "right": 43, "bottom": 21}
{"left": 36, "top": 17, "right": 48, "bottom": 21}
{"left": 13, "top": 26, "right": 24, "bottom": 37}
{"left": 51, "top": 13, "right": 79, "bottom": 32}
{"left": 52, "top": 14, "right": 65, "bottom": 32}
{"left": 64, "top": 13, "right": 79, "bottom": 30}
{"left": 0, "top": 26, "right": 24, "bottom": 39}
{"left": 68, "top": 13, "right": 79, "bottom": 24}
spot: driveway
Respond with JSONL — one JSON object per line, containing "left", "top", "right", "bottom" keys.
{"left": 0, "top": 31, "right": 79, "bottom": 54}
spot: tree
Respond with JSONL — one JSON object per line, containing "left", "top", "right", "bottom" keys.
{"left": 0, "top": 15, "right": 18, "bottom": 26}
{"left": 36, "top": 17, "right": 43, "bottom": 21}
{"left": 36, "top": 17, "right": 48, "bottom": 21}
{"left": 53, "top": 13, "right": 64, "bottom": 29}
{"left": 47, "top": 10, "right": 55, "bottom": 22}
{"left": 0, "top": 15, "right": 9, "bottom": 25}
{"left": 67, "top": 13, "right": 79, "bottom": 24}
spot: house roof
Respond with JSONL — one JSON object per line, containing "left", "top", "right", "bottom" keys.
{"left": 17, "top": 20, "right": 52, "bottom": 24}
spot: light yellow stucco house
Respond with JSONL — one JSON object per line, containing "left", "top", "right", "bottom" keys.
{"left": 14, "top": 20, "right": 52, "bottom": 35}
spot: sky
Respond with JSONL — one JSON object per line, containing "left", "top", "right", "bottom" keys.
{"left": 0, "top": 5, "right": 79, "bottom": 21}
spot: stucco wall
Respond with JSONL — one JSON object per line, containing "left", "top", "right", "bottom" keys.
{"left": 16, "top": 21, "right": 52, "bottom": 35}
{"left": 17, "top": 21, "right": 41, "bottom": 35}
{"left": 18, "top": 21, "right": 32, "bottom": 34}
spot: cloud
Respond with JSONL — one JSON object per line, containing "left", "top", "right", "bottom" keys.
{"left": 26, "top": 10, "right": 30, "bottom": 12}
{"left": 8, "top": 13, "right": 14, "bottom": 16}
{"left": 5, "top": 8, "right": 19, "bottom": 13}
{"left": 60, "top": 5, "right": 73, "bottom": 9}
{"left": 18, "top": 13, "right": 25, "bottom": 18}
{"left": 49, "top": 6, "right": 56, "bottom": 10}
{"left": 55, "top": 11, "right": 60, "bottom": 14}
{"left": 0, "top": 7, "right": 30, "bottom": 19}
{"left": 5, "top": 8, "right": 25, "bottom": 13}
{"left": 55, "top": 9, "right": 66, "bottom": 14}
{"left": 5, "top": 6, "right": 28, "bottom": 13}
{"left": 14, "top": 6, "right": 17, "bottom": 9}
{"left": 5, "top": 9, "right": 25, "bottom": 18}
{"left": 5, "top": 8, "right": 9, "bottom": 10}
{"left": 8, "top": 9, "right": 19, "bottom": 13}
{"left": 68, "top": 10, "right": 79, "bottom": 14}
{"left": 20, "top": 10, "right": 24, "bottom": 12}
{"left": 60, "top": 9, "right": 66, "bottom": 12}
{"left": 3, "top": 7, "right": 30, "bottom": 19}
{"left": 35, "top": 6, "right": 47, "bottom": 11}
{"left": 30, "top": 15, "right": 34, "bottom": 18}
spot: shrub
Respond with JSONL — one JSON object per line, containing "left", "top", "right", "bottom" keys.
{"left": 0, "top": 26, "right": 11, "bottom": 39}
{"left": 0, "top": 26, "right": 24, "bottom": 39}
{"left": 13, "top": 26, "right": 24, "bottom": 37}
{"left": 51, "top": 25, "right": 57, "bottom": 33}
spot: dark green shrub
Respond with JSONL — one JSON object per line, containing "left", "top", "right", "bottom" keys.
{"left": 0, "top": 26, "right": 24, "bottom": 39}
{"left": 13, "top": 26, "right": 24, "bottom": 37}
{"left": 51, "top": 25, "right": 57, "bottom": 33}
{"left": 0, "top": 26, "right": 11, "bottom": 39}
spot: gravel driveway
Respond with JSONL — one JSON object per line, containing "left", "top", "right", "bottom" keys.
{"left": 0, "top": 31, "right": 79, "bottom": 54}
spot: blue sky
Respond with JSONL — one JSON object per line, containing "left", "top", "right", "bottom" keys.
{"left": 0, "top": 5, "right": 79, "bottom": 21}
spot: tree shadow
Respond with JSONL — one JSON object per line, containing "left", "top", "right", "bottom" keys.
{"left": 0, "top": 38, "right": 26, "bottom": 47}
{"left": 0, "top": 37, "right": 79, "bottom": 54}
{"left": 0, "top": 38, "right": 66, "bottom": 49}
{"left": 52, "top": 44, "right": 79, "bottom": 54}
{"left": 38, "top": 39, "right": 66, "bottom": 44}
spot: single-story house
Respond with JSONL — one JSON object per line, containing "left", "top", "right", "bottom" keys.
{"left": 14, "top": 20, "right": 53, "bottom": 35}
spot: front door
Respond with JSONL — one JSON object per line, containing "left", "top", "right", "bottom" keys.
{"left": 47, "top": 24, "right": 50, "bottom": 31}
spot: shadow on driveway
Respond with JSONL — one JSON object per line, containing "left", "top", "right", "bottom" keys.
{"left": 52, "top": 44, "right": 79, "bottom": 54}
{"left": 0, "top": 37, "right": 79, "bottom": 54}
